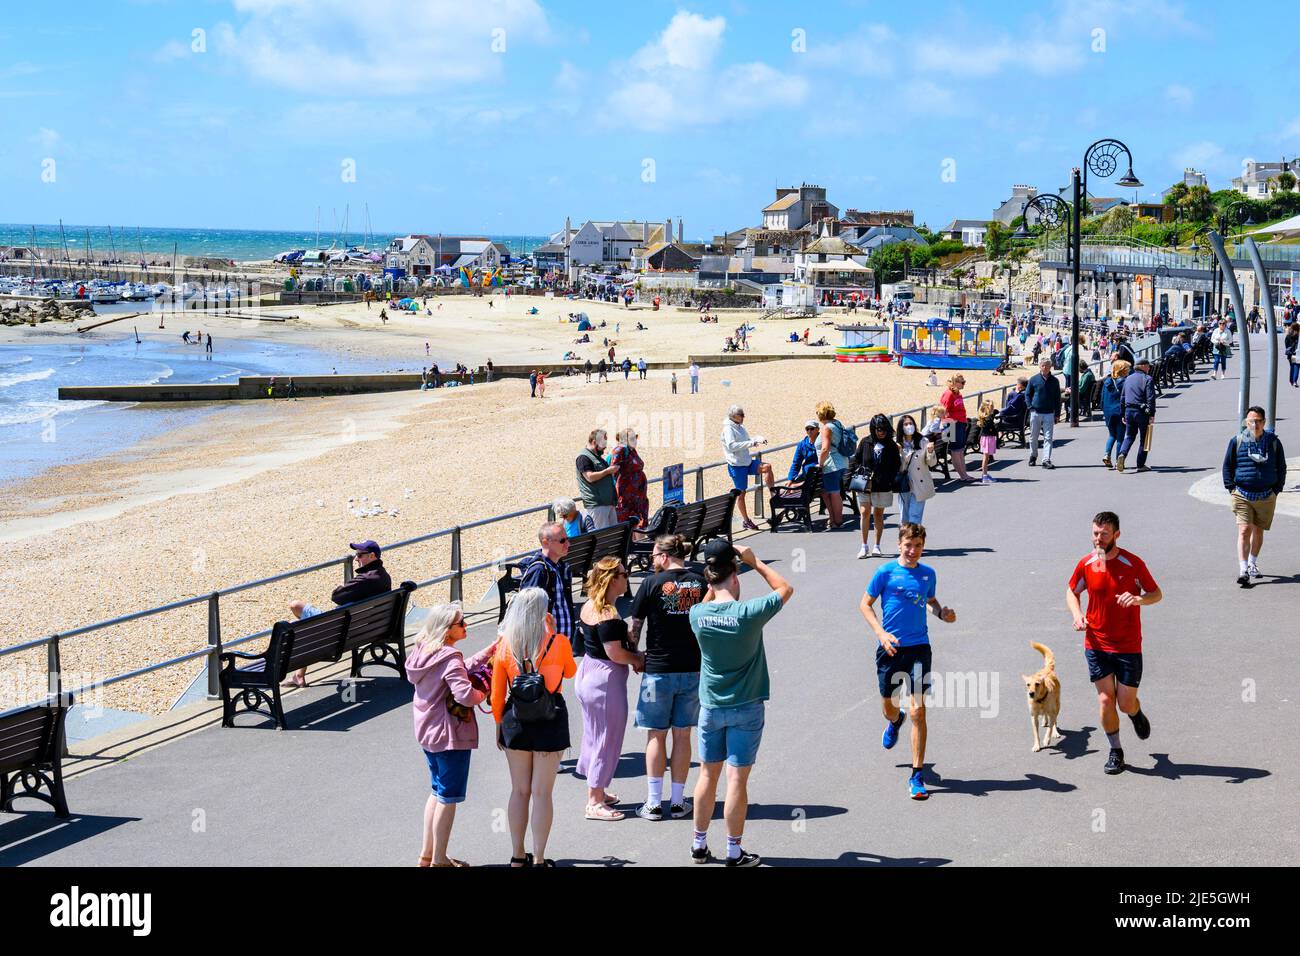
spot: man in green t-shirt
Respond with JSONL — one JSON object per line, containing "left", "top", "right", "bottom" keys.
{"left": 687, "top": 540, "right": 793, "bottom": 867}
{"left": 575, "top": 428, "right": 620, "bottom": 528}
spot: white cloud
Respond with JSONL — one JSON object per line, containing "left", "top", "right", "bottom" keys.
{"left": 32, "top": 127, "right": 60, "bottom": 150}
{"left": 554, "top": 61, "right": 584, "bottom": 94}
{"left": 799, "top": 24, "right": 896, "bottom": 76}
{"left": 902, "top": 80, "right": 958, "bottom": 116}
{"left": 153, "top": 39, "right": 190, "bottom": 63}
{"left": 606, "top": 11, "right": 807, "bottom": 131}
{"left": 1164, "top": 84, "right": 1193, "bottom": 109}
{"left": 216, "top": 0, "right": 549, "bottom": 94}
{"left": 631, "top": 11, "right": 725, "bottom": 71}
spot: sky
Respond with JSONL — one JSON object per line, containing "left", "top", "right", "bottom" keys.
{"left": 2, "top": 0, "right": 1298, "bottom": 239}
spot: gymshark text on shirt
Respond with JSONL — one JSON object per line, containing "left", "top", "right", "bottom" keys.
{"left": 695, "top": 614, "right": 739, "bottom": 628}
{"left": 49, "top": 886, "right": 151, "bottom": 937}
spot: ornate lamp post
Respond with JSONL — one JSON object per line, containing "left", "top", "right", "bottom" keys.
{"left": 1065, "top": 140, "right": 1142, "bottom": 426}
{"left": 1012, "top": 192, "right": 1075, "bottom": 330}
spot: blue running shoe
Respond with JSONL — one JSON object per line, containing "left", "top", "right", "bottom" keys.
{"left": 909, "top": 771, "right": 929, "bottom": 800}
{"left": 882, "top": 715, "right": 904, "bottom": 749}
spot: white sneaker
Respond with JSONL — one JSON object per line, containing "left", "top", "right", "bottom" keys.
{"left": 857, "top": 545, "right": 868, "bottom": 559}
{"left": 871, "top": 544, "right": 883, "bottom": 557}
{"left": 1247, "top": 563, "right": 1261, "bottom": 579}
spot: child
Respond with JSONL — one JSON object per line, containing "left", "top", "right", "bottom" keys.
{"left": 975, "top": 400, "right": 999, "bottom": 484}
{"left": 671, "top": 371, "right": 678, "bottom": 394}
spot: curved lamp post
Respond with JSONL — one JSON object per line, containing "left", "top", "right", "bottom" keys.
{"left": 1069, "top": 140, "right": 1142, "bottom": 426}
{"left": 1013, "top": 192, "right": 1074, "bottom": 327}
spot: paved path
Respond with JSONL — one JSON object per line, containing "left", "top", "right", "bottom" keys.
{"left": 5, "top": 337, "right": 1297, "bottom": 867}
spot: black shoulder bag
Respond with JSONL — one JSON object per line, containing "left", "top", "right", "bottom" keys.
{"left": 507, "top": 634, "right": 559, "bottom": 723}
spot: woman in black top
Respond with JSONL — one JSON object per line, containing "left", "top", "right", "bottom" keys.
{"left": 575, "top": 557, "right": 644, "bottom": 821}
{"left": 850, "top": 414, "right": 901, "bottom": 557}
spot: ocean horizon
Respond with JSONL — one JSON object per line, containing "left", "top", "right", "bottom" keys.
{"left": 0, "top": 224, "right": 550, "bottom": 264}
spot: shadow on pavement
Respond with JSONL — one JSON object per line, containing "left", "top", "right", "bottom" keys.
{"left": 1145, "top": 466, "right": 1212, "bottom": 474}
{"left": 0, "top": 811, "right": 140, "bottom": 866}
{"left": 761, "top": 850, "right": 952, "bottom": 867}
{"left": 913, "top": 766, "right": 1078, "bottom": 796}
{"left": 1126, "top": 753, "right": 1270, "bottom": 785}
{"left": 226, "top": 677, "right": 411, "bottom": 732}
{"left": 915, "top": 547, "right": 996, "bottom": 557}
{"left": 711, "top": 802, "right": 849, "bottom": 822}
{"left": 1050, "top": 725, "right": 1097, "bottom": 759}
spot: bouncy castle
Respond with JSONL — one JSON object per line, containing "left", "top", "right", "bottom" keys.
{"left": 893, "top": 318, "right": 1007, "bottom": 370}
{"left": 834, "top": 324, "right": 893, "bottom": 363}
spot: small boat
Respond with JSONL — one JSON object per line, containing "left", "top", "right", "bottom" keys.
{"left": 90, "top": 284, "right": 122, "bottom": 304}
{"left": 122, "top": 283, "right": 154, "bottom": 301}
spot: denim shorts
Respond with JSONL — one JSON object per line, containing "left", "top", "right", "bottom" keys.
{"left": 698, "top": 700, "right": 765, "bottom": 767}
{"left": 821, "top": 467, "right": 845, "bottom": 494}
{"left": 635, "top": 672, "right": 701, "bottom": 730}
{"left": 425, "top": 748, "right": 472, "bottom": 804}
{"left": 299, "top": 604, "right": 323, "bottom": 619}
{"left": 727, "top": 460, "right": 760, "bottom": 490}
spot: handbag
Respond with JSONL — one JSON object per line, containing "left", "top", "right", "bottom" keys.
{"left": 848, "top": 471, "right": 870, "bottom": 493}
{"left": 506, "top": 634, "right": 559, "bottom": 723}
{"left": 894, "top": 453, "right": 913, "bottom": 494}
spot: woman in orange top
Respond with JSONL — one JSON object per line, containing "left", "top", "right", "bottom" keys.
{"left": 490, "top": 587, "right": 576, "bottom": 867}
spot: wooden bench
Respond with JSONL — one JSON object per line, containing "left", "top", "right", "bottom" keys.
{"left": 219, "top": 582, "right": 415, "bottom": 729}
{"left": 496, "top": 521, "right": 634, "bottom": 621}
{"left": 996, "top": 406, "right": 1028, "bottom": 447}
{"left": 769, "top": 466, "right": 821, "bottom": 532}
{"left": 0, "top": 698, "right": 71, "bottom": 817}
{"left": 674, "top": 491, "right": 738, "bottom": 557}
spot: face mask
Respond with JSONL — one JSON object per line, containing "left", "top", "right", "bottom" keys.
{"left": 903, "top": 425, "right": 916, "bottom": 436}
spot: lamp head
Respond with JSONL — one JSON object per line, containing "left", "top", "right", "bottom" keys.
{"left": 1116, "top": 167, "right": 1142, "bottom": 189}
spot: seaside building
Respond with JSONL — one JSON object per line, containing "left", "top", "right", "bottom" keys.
{"left": 992, "top": 185, "right": 1038, "bottom": 225}
{"left": 384, "top": 235, "right": 504, "bottom": 277}
{"left": 539, "top": 217, "right": 682, "bottom": 274}
{"left": 1232, "top": 157, "right": 1296, "bottom": 198}
{"left": 940, "top": 219, "right": 993, "bottom": 246}
{"left": 1162, "top": 167, "right": 1207, "bottom": 201}
{"left": 840, "top": 208, "right": 915, "bottom": 227}
{"left": 761, "top": 185, "right": 839, "bottom": 232}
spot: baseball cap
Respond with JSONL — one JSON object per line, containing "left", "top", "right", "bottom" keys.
{"left": 805, "top": 419, "right": 819, "bottom": 429}
{"left": 349, "top": 539, "right": 382, "bottom": 556}
{"left": 700, "top": 539, "right": 737, "bottom": 565}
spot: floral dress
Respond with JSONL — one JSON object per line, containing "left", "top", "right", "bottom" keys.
{"left": 612, "top": 444, "right": 649, "bottom": 527}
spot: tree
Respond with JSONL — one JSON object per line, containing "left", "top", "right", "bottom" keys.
{"left": 1278, "top": 170, "right": 1297, "bottom": 193}
{"left": 1164, "top": 181, "right": 1189, "bottom": 208}
{"left": 1178, "top": 184, "right": 1214, "bottom": 222}
{"left": 1101, "top": 203, "right": 1135, "bottom": 234}
{"left": 984, "top": 221, "right": 1007, "bottom": 258}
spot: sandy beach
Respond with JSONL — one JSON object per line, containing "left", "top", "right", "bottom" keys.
{"left": 0, "top": 294, "right": 1020, "bottom": 715}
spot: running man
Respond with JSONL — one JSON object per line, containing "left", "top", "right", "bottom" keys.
{"left": 859, "top": 523, "right": 956, "bottom": 800}
{"left": 1065, "top": 511, "right": 1162, "bottom": 775}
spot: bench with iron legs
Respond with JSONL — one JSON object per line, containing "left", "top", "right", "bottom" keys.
{"left": 0, "top": 697, "right": 71, "bottom": 817}
{"left": 629, "top": 506, "right": 678, "bottom": 574}
{"left": 219, "top": 582, "right": 415, "bottom": 729}
{"left": 769, "top": 466, "right": 821, "bottom": 532}
{"left": 673, "top": 491, "right": 738, "bottom": 557}
{"left": 496, "top": 521, "right": 634, "bottom": 621}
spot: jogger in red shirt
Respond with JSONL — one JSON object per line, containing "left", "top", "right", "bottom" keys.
{"left": 1065, "top": 511, "right": 1163, "bottom": 775}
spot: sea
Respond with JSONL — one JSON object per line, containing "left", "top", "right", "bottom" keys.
{"left": 0, "top": 327, "right": 415, "bottom": 489}
{"left": 0, "top": 223, "right": 549, "bottom": 263}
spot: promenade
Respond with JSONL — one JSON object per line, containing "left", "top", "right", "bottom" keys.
{"left": 4, "top": 337, "right": 1296, "bottom": 867}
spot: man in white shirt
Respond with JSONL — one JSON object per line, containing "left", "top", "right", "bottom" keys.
{"left": 721, "top": 406, "right": 774, "bottom": 531}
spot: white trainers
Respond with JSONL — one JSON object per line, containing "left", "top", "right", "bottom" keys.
{"left": 871, "top": 544, "right": 883, "bottom": 557}
{"left": 857, "top": 545, "right": 868, "bottom": 559}
{"left": 1247, "top": 563, "right": 1261, "bottom": 579}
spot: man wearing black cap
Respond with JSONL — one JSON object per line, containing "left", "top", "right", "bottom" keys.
{"left": 687, "top": 539, "right": 793, "bottom": 867}
{"left": 1115, "top": 357, "right": 1156, "bottom": 473}
{"left": 284, "top": 540, "right": 392, "bottom": 687}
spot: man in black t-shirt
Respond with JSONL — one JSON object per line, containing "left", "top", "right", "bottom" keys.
{"left": 628, "top": 533, "right": 706, "bottom": 821}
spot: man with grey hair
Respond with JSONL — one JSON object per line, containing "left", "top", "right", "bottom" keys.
{"left": 577, "top": 429, "right": 620, "bottom": 529}
{"left": 722, "top": 406, "right": 773, "bottom": 531}
{"left": 552, "top": 497, "right": 593, "bottom": 538}
{"left": 518, "top": 521, "right": 576, "bottom": 653}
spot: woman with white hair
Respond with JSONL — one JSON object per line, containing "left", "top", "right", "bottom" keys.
{"left": 489, "top": 587, "right": 577, "bottom": 867}
{"left": 405, "top": 602, "right": 498, "bottom": 867}
{"left": 721, "top": 405, "right": 774, "bottom": 531}
{"left": 552, "top": 497, "right": 592, "bottom": 538}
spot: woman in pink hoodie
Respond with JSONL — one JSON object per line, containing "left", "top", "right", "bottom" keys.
{"left": 405, "top": 603, "right": 497, "bottom": 867}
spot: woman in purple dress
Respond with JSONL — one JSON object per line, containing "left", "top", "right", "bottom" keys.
{"left": 612, "top": 429, "right": 649, "bottom": 527}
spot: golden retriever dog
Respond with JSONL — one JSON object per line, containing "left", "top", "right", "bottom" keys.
{"left": 1022, "top": 642, "right": 1063, "bottom": 752}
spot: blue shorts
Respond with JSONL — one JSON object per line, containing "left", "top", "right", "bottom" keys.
{"left": 425, "top": 748, "right": 472, "bottom": 804}
{"left": 635, "top": 672, "right": 701, "bottom": 730}
{"left": 698, "top": 700, "right": 765, "bottom": 767}
{"left": 727, "top": 460, "right": 760, "bottom": 490}
{"left": 876, "top": 643, "right": 933, "bottom": 700}
{"left": 299, "top": 604, "right": 323, "bottom": 619}
{"left": 821, "top": 467, "right": 844, "bottom": 493}
{"left": 1085, "top": 649, "right": 1143, "bottom": 687}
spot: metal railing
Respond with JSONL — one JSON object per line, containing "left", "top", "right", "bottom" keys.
{"left": 0, "top": 329, "right": 1164, "bottom": 721}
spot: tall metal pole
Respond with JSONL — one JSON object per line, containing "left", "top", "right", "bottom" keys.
{"left": 1070, "top": 168, "right": 1083, "bottom": 426}
{"left": 1207, "top": 231, "right": 1250, "bottom": 420}
{"left": 1242, "top": 238, "right": 1279, "bottom": 430}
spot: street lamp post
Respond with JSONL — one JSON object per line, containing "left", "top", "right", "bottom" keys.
{"left": 1063, "top": 140, "right": 1142, "bottom": 426}
{"left": 1012, "top": 189, "right": 1076, "bottom": 356}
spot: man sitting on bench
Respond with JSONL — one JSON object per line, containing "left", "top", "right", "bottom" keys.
{"left": 284, "top": 539, "right": 392, "bottom": 688}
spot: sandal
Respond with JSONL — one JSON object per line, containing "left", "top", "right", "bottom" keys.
{"left": 417, "top": 854, "right": 432, "bottom": 867}
{"left": 431, "top": 858, "right": 470, "bottom": 868}
{"left": 538, "top": 858, "right": 556, "bottom": 867}
{"left": 509, "top": 854, "right": 533, "bottom": 868}
{"left": 602, "top": 792, "right": 620, "bottom": 807}
{"left": 586, "top": 802, "right": 625, "bottom": 821}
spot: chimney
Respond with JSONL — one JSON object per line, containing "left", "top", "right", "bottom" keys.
{"left": 677, "top": 218, "right": 683, "bottom": 244}
{"left": 665, "top": 218, "right": 672, "bottom": 246}
{"left": 564, "top": 216, "right": 571, "bottom": 242}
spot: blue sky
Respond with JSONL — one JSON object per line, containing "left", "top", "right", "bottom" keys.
{"left": 3, "top": 0, "right": 1297, "bottom": 238}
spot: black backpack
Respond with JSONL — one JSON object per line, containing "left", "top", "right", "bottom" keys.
{"left": 507, "top": 634, "right": 559, "bottom": 723}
